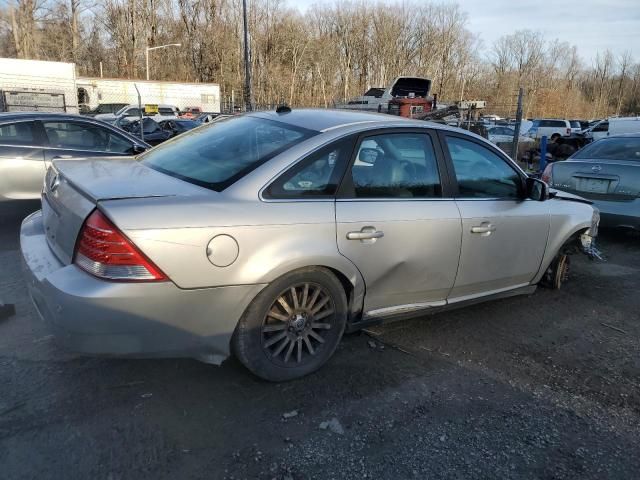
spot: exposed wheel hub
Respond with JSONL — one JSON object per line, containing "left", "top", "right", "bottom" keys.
{"left": 290, "top": 313, "right": 308, "bottom": 333}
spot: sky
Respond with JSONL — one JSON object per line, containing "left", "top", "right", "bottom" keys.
{"left": 288, "top": 0, "right": 640, "bottom": 63}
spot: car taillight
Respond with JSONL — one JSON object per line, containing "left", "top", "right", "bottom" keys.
{"left": 74, "top": 210, "right": 167, "bottom": 282}
{"left": 566, "top": 128, "right": 571, "bottom": 135}
{"left": 541, "top": 164, "right": 553, "bottom": 184}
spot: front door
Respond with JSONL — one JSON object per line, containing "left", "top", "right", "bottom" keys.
{"left": 336, "top": 130, "right": 461, "bottom": 316}
{"left": 441, "top": 134, "right": 550, "bottom": 301}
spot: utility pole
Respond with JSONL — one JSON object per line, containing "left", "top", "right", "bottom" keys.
{"left": 242, "top": 0, "right": 254, "bottom": 112}
{"left": 511, "top": 87, "right": 524, "bottom": 160}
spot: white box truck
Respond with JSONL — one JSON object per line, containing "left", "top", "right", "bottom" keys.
{"left": 76, "top": 78, "right": 221, "bottom": 113}
{"left": 0, "top": 58, "right": 78, "bottom": 113}
{"left": 0, "top": 58, "right": 221, "bottom": 115}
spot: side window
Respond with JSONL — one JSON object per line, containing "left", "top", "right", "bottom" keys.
{"left": 0, "top": 122, "right": 36, "bottom": 146}
{"left": 445, "top": 136, "right": 522, "bottom": 199}
{"left": 105, "top": 132, "right": 135, "bottom": 154}
{"left": 265, "top": 138, "right": 354, "bottom": 198}
{"left": 593, "top": 121, "right": 609, "bottom": 132}
{"left": 126, "top": 108, "right": 141, "bottom": 117}
{"left": 43, "top": 121, "right": 131, "bottom": 153}
{"left": 350, "top": 132, "right": 441, "bottom": 198}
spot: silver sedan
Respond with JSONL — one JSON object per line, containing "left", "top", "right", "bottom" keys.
{"left": 543, "top": 134, "right": 640, "bottom": 230}
{"left": 21, "top": 109, "right": 599, "bottom": 381}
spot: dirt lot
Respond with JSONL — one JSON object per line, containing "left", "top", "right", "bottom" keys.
{"left": 1, "top": 203, "right": 639, "bottom": 480}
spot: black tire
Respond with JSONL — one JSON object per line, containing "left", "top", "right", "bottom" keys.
{"left": 550, "top": 133, "right": 561, "bottom": 141}
{"left": 541, "top": 253, "right": 570, "bottom": 289}
{"left": 232, "top": 267, "right": 348, "bottom": 381}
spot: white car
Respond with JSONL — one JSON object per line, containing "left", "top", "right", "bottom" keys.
{"left": 569, "top": 120, "right": 583, "bottom": 134}
{"left": 487, "top": 126, "right": 534, "bottom": 145}
{"left": 583, "top": 117, "right": 640, "bottom": 142}
{"left": 526, "top": 119, "right": 572, "bottom": 140}
{"left": 95, "top": 104, "right": 180, "bottom": 124}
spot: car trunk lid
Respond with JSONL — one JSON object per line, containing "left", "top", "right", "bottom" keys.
{"left": 551, "top": 160, "right": 640, "bottom": 200}
{"left": 42, "top": 157, "right": 206, "bottom": 264}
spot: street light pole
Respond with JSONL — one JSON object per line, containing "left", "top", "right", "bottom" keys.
{"left": 242, "top": 0, "right": 254, "bottom": 112}
{"left": 145, "top": 43, "right": 182, "bottom": 81}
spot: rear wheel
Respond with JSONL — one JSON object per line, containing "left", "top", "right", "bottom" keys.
{"left": 232, "top": 267, "right": 347, "bottom": 381}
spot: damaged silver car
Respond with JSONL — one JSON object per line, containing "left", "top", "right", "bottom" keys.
{"left": 20, "top": 109, "right": 599, "bottom": 381}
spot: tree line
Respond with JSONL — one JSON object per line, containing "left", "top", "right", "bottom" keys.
{"left": 2, "top": 0, "right": 639, "bottom": 119}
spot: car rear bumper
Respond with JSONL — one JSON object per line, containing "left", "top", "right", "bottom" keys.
{"left": 20, "top": 210, "right": 265, "bottom": 364}
{"left": 592, "top": 198, "right": 640, "bottom": 230}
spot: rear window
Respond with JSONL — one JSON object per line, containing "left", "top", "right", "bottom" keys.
{"left": 140, "top": 116, "right": 316, "bottom": 191}
{"left": 158, "top": 108, "right": 176, "bottom": 115}
{"left": 573, "top": 137, "right": 640, "bottom": 161}
{"left": 570, "top": 121, "right": 581, "bottom": 128}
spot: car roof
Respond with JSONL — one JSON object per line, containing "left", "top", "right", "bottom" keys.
{"left": 0, "top": 112, "right": 104, "bottom": 122}
{"left": 604, "top": 133, "right": 640, "bottom": 138}
{"left": 249, "top": 108, "right": 418, "bottom": 132}
{"left": 247, "top": 108, "right": 493, "bottom": 145}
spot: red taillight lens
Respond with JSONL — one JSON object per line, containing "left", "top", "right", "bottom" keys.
{"left": 74, "top": 210, "right": 167, "bottom": 282}
{"left": 541, "top": 164, "right": 553, "bottom": 184}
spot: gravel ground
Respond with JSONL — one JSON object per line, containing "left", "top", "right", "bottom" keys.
{"left": 1, "top": 203, "right": 639, "bottom": 480}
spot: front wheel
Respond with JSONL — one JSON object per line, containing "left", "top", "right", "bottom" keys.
{"left": 232, "top": 267, "right": 348, "bottom": 381}
{"left": 541, "top": 253, "right": 570, "bottom": 289}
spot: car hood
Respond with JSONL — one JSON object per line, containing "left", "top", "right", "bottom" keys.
{"left": 549, "top": 188, "right": 592, "bottom": 205}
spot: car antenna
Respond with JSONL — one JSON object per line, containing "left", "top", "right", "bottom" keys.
{"left": 276, "top": 104, "right": 291, "bottom": 114}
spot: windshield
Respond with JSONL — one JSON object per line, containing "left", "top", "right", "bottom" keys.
{"left": 570, "top": 121, "right": 581, "bottom": 128}
{"left": 140, "top": 116, "right": 316, "bottom": 191}
{"left": 573, "top": 137, "right": 640, "bottom": 161}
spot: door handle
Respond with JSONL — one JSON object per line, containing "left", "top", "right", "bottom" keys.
{"left": 471, "top": 223, "right": 496, "bottom": 235}
{"left": 346, "top": 227, "right": 384, "bottom": 241}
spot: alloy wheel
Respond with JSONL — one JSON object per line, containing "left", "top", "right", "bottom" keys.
{"left": 261, "top": 282, "right": 335, "bottom": 366}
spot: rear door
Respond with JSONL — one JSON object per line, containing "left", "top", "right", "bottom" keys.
{"left": 0, "top": 120, "right": 46, "bottom": 201}
{"left": 41, "top": 120, "right": 138, "bottom": 166}
{"left": 335, "top": 129, "right": 461, "bottom": 315}
{"left": 441, "top": 133, "right": 550, "bottom": 301}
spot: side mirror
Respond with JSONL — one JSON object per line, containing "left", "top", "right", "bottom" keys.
{"left": 358, "top": 147, "right": 380, "bottom": 165}
{"left": 526, "top": 177, "right": 549, "bottom": 201}
{"left": 131, "top": 144, "right": 146, "bottom": 155}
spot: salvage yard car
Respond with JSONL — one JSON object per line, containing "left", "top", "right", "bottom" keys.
{"left": 543, "top": 134, "right": 640, "bottom": 230}
{"left": 0, "top": 112, "right": 148, "bottom": 201}
{"left": 20, "top": 109, "right": 600, "bottom": 381}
